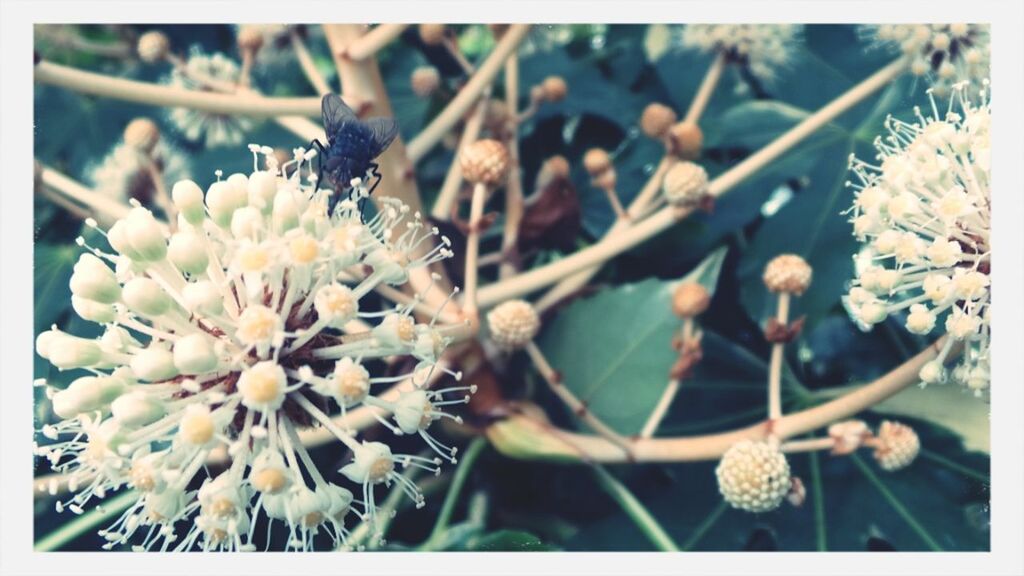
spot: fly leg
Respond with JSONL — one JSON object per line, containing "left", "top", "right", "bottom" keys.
{"left": 354, "top": 162, "right": 383, "bottom": 222}
{"left": 308, "top": 139, "right": 328, "bottom": 193}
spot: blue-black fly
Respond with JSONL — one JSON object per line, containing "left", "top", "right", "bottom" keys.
{"left": 308, "top": 93, "right": 399, "bottom": 216}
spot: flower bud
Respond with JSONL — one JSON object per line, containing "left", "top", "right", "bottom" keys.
{"left": 182, "top": 281, "right": 224, "bottom": 316}
{"left": 69, "top": 253, "right": 121, "bottom": 303}
{"left": 168, "top": 230, "right": 209, "bottom": 275}
{"left": 418, "top": 24, "right": 447, "bottom": 46}
{"left": 123, "top": 118, "right": 161, "bottom": 154}
{"left": 46, "top": 334, "right": 103, "bottom": 370}
{"left": 640, "top": 102, "right": 678, "bottom": 139}
{"left": 71, "top": 296, "right": 117, "bottom": 323}
{"left": 662, "top": 161, "right": 709, "bottom": 207}
{"left": 672, "top": 282, "right": 710, "bottom": 317}
{"left": 231, "top": 206, "right": 264, "bottom": 239}
{"left": 112, "top": 392, "right": 166, "bottom": 428}
{"left": 52, "top": 375, "right": 126, "bottom": 418}
{"left": 539, "top": 76, "right": 568, "bottom": 102}
{"left": 582, "top": 148, "right": 612, "bottom": 177}
{"left": 130, "top": 345, "right": 180, "bottom": 382}
{"left": 236, "top": 25, "right": 265, "bottom": 52}
{"left": 410, "top": 66, "right": 441, "bottom": 97}
{"left": 173, "top": 333, "right": 219, "bottom": 374}
{"left": 122, "top": 278, "right": 173, "bottom": 317}
{"left": 919, "top": 360, "right": 947, "bottom": 385}
{"left": 669, "top": 121, "right": 703, "bottom": 160}
{"left": 137, "top": 30, "right": 170, "bottom": 63}
{"left": 124, "top": 208, "right": 168, "bottom": 261}
{"left": 460, "top": 139, "right": 510, "bottom": 186}
{"left": 272, "top": 189, "right": 301, "bottom": 234}
{"left": 487, "top": 299, "right": 540, "bottom": 351}
{"left": 872, "top": 420, "right": 920, "bottom": 471}
{"left": 172, "top": 180, "right": 206, "bottom": 225}
{"left": 763, "top": 254, "right": 813, "bottom": 295}
{"left": 716, "top": 440, "right": 791, "bottom": 513}
{"left": 206, "top": 180, "right": 247, "bottom": 227}
{"left": 247, "top": 171, "right": 278, "bottom": 212}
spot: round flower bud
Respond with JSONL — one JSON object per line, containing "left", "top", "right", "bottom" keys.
{"left": 662, "top": 161, "right": 709, "bottom": 207}
{"left": 669, "top": 121, "right": 704, "bottom": 160}
{"left": 487, "top": 299, "right": 540, "bottom": 351}
{"left": 206, "top": 180, "right": 248, "bottom": 227}
{"left": 137, "top": 30, "right": 170, "bottom": 63}
{"left": 905, "top": 304, "right": 936, "bottom": 335}
{"left": 182, "top": 281, "right": 224, "bottom": 316}
{"left": 123, "top": 118, "right": 161, "bottom": 154}
{"left": 173, "top": 333, "right": 219, "bottom": 374}
{"left": 460, "top": 139, "right": 510, "bottom": 186}
{"left": 231, "top": 206, "right": 264, "bottom": 239}
{"left": 314, "top": 283, "right": 359, "bottom": 328}
{"left": 672, "top": 282, "right": 710, "bottom": 317}
{"left": 247, "top": 170, "right": 278, "bottom": 212}
{"left": 71, "top": 296, "right": 117, "bottom": 323}
{"left": 70, "top": 253, "right": 121, "bottom": 304}
{"left": 763, "top": 254, "right": 813, "bottom": 295}
{"left": 582, "top": 148, "right": 612, "bottom": 177}
{"left": 122, "top": 277, "right": 172, "bottom": 317}
{"left": 130, "top": 345, "right": 179, "bottom": 382}
{"left": 238, "top": 361, "right": 287, "bottom": 412}
{"left": 168, "top": 230, "right": 209, "bottom": 275}
{"left": 46, "top": 335, "right": 103, "bottom": 370}
{"left": 640, "top": 103, "right": 677, "bottom": 139}
{"left": 340, "top": 441, "right": 394, "bottom": 485}
{"left": 123, "top": 208, "right": 168, "bottom": 262}
{"left": 236, "top": 25, "right": 265, "bottom": 52}
{"left": 919, "top": 360, "right": 947, "bottom": 385}
{"left": 111, "top": 392, "right": 166, "bottom": 428}
{"left": 52, "top": 375, "right": 127, "bottom": 419}
{"left": 418, "top": 24, "right": 447, "bottom": 46}
{"left": 410, "top": 66, "right": 441, "bottom": 97}
{"left": 716, "top": 440, "right": 791, "bottom": 513}
{"left": 539, "top": 76, "right": 568, "bottom": 102}
{"left": 171, "top": 180, "right": 206, "bottom": 225}
{"left": 872, "top": 420, "right": 920, "bottom": 471}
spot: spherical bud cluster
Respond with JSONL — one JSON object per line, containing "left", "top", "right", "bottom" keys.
{"left": 411, "top": 66, "right": 441, "bottom": 97}
{"left": 34, "top": 144, "right": 468, "bottom": 552}
{"left": 487, "top": 300, "right": 540, "bottom": 351}
{"left": 583, "top": 148, "right": 616, "bottom": 189}
{"left": 672, "top": 282, "right": 710, "bottom": 318}
{"left": 679, "top": 25, "right": 804, "bottom": 84}
{"left": 716, "top": 440, "right": 791, "bottom": 513}
{"left": 872, "top": 421, "right": 920, "bottom": 471}
{"left": 418, "top": 24, "right": 447, "bottom": 46}
{"left": 137, "top": 30, "right": 170, "bottom": 63}
{"left": 763, "top": 254, "right": 813, "bottom": 295}
{"left": 640, "top": 103, "right": 678, "bottom": 139}
{"left": 662, "top": 161, "right": 709, "bottom": 207}
{"left": 460, "top": 139, "right": 510, "bottom": 186}
{"left": 123, "top": 118, "right": 161, "bottom": 154}
{"left": 668, "top": 121, "right": 703, "bottom": 160}
{"left": 236, "top": 25, "right": 265, "bottom": 52}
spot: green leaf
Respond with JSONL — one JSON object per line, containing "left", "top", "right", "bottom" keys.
{"left": 463, "top": 530, "right": 555, "bottom": 552}
{"left": 34, "top": 242, "right": 78, "bottom": 335}
{"left": 537, "top": 247, "right": 727, "bottom": 435}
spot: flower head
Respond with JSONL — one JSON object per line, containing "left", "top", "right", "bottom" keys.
{"left": 860, "top": 24, "right": 990, "bottom": 97}
{"left": 165, "top": 50, "right": 256, "bottom": 147}
{"left": 716, "top": 440, "right": 791, "bottom": 513}
{"left": 843, "top": 82, "right": 990, "bottom": 395}
{"left": 35, "top": 144, "right": 469, "bottom": 551}
{"left": 678, "top": 25, "right": 803, "bottom": 84}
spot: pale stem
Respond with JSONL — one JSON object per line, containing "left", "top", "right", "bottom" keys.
{"left": 39, "top": 164, "right": 135, "bottom": 224}
{"left": 476, "top": 58, "right": 908, "bottom": 309}
{"left": 591, "top": 465, "right": 680, "bottom": 552}
{"left": 486, "top": 335, "right": 950, "bottom": 464}
{"left": 461, "top": 182, "right": 488, "bottom": 322}
{"left": 768, "top": 292, "right": 791, "bottom": 421}
{"left": 780, "top": 437, "right": 836, "bottom": 454}
{"left": 238, "top": 49, "right": 255, "bottom": 89}
{"left": 142, "top": 157, "right": 177, "bottom": 228}
{"left": 639, "top": 318, "right": 694, "bottom": 438}
{"left": 534, "top": 156, "right": 672, "bottom": 312}
{"left": 342, "top": 24, "right": 408, "bottom": 62}
{"left": 36, "top": 185, "right": 92, "bottom": 221}
{"left": 429, "top": 94, "right": 489, "bottom": 222}
{"left": 289, "top": 28, "right": 332, "bottom": 96}
{"left": 375, "top": 283, "right": 460, "bottom": 324}
{"left": 35, "top": 60, "right": 324, "bottom": 117}
{"left": 499, "top": 54, "right": 524, "bottom": 280}
{"left": 406, "top": 24, "right": 531, "bottom": 163}
{"left": 37, "top": 27, "right": 133, "bottom": 59}
{"left": 601, "top": 184, "right": 629, "bottom": 222}
{"left": 273, "top": 115, "right": 325, "bottom": 141}
{"left": 166, "top": 53, "right": 241, "bottom": 94}
{"left": 523, "top": 341, "right": 634, "bottom": 457}
{"left": 683, "top": 51, "right": 726, "bottom": 125}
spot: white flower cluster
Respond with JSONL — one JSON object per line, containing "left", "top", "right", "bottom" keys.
{"left": 844, "top": 82, "right": 990, "bottom": 396}
{"left": 678, "top": 25, "right": 803, "bottom": 83}
{"left": 34, "top": 145, "right": 472, "bottom": 551}
{"left": 165, "top": 51, "right": 255, "bottom": 147}
{"left": 860, "top": 24, "right": 990, "bottom": 97}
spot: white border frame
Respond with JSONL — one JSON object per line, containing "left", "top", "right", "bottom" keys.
{"left": 2, "top": 2, "right": 1022, "bottom": 575}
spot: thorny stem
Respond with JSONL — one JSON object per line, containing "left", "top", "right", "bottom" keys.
{"left": 683, "top": 51, "right": 726, "bottom": 125}
{"left": 406, "top": 24, "right": 530, "bottom": 163}
{"left": 486, "top": 335, "right": 951, "bottom": 463}
{"left": 768, "top": 292, "right": 790, "bottom": 421}
{"left": 477, "top": 57, "right": 908, "bottom": 309}
{"left": 289, "top": 28, "right": 332, "bottom": 96}
{"left": 461, "top": 182, "right": 489, "bottom": 323}
{"left": 499, "top": 54, "right": 524, "bottom": 280}
{"left": 35, "top": 60, "right": 326, "bottom": 117}
{"left": 591, "top": 465, "right": 680, "bottom": 552}
{"left": 421, "top": 437, "right": 487, "bottom": 549}
{"left": 430, "top": 93, "right": 490, "bottom": 222}
{"left": 341, "top": 24, "right": 408, "bottom": 62}
{"left": 524, "top": 341, "right": 634, "bottom": 457}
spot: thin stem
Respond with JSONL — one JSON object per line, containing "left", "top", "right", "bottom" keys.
{"left": 601, "top": 185, "right": 629, "bottom": 222}
{"left": 809, "top": 450, "right": 828, "bottom": 551}
{"left": 768, "top": 292, "right": 791, "bottom": 421}
{"left": 499, "top": 53, "right": 524, "bottom": 280}
{"left": 342, "top": 24, "right": 408, "bottom": 62}
{"left": 461, "top": 182, "right": 488, "bottom": 321}
{"left": 591, "top": 465, "right": 680, "bottom": 552}
{"left": 683, "top": 52, "right": 726, "bottom": 125}
{"left": 39, "top": 165, "right": 135, "bottom": 224}
{"left": 640, "top": 379, "right": 679, "bottom": 439}
{"left": 430, "top": 94, "right": 489, "bottom": 222}
{"left": 35, "top": 60, "right": 323, "bottom": 117}
{"left": 406, "top": 24, "right": 530, "bottom": 163}
{"left": 289, "top": 28, "right": 331, "bottom": 96}
{"left": 476, "top": 58, "right": 908, "bottom": 309}
{"left": 524, "top": 341, "right": 634, "bottom": 457}
{"left": 850, "top": 454, "right": 943, "bottom": 551}
{"left": 35, "top": 490, "right": 136, "bottom": 551}
{"left": 919, "top": 448, "right": 990, "bottom": 483}
{"left": 679, "top": 500, "right": 728, "bottom": 551}
{"left": 421, "top": 437, "right": 487, "bottom": 548}
{"left": 779, "top": 436, "right": 834, "bottom": 454}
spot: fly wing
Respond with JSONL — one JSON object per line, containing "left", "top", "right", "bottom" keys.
{"left": 365, "top": 117, "right": 400, "bottom": 158}
{"left": 321, "top": 93, "right": 357, "bottom": 137}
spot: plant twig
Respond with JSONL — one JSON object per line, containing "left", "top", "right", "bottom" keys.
{"left": 591, "top": 465, "right": 680, "bottom": 552}
{"left": 680, "top": 500, "right": 728, "bottom": 551}
{"left": 341, "top": 24, "right": 408, "bottom": 62}
{"left": 461, "top": 182, "right": 488, "bottom": 323}
{"left": 289, "top": 28, "right": 332, "bottom": 96}
{"left": 768, "top": 292, "right": 790, "bottom": 421}
{"left": 430, "top": 94, "right": 489, "bottom": 221}
{"left": 779, "top": 436, "right": 835, "bottom": 453}
{"left": 683, "top": 51, "right": 726, "bottom": 125}
{"left": 499, "top": 53, "right": 524, "bottom": 279}
{"left": 809, "top": 451, "right": 828, "bottom": 551}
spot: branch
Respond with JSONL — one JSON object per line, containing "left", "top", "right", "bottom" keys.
{"left": 683, "top": 51, "right": 726, "bottom": 125}
{"left": 477, "top": 57, "right": 908, "bottom": 308}
{"left": 429, "top": 95, "right": 489, "bottom": 221}
{"left": 289, "top": 28, "right": 332, "bottom": 96}
{"left": 341, "top": 24, "right": 408, "bottom": 61}
{"left": 406, "top": 24, "right": 530, "bottom": 163}
{"left": 487, "top": 335, "right": 947, "bottom": 463}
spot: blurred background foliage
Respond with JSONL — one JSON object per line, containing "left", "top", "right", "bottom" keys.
{"left": 34, "top": 23, "right": 989, "bottom": 552}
